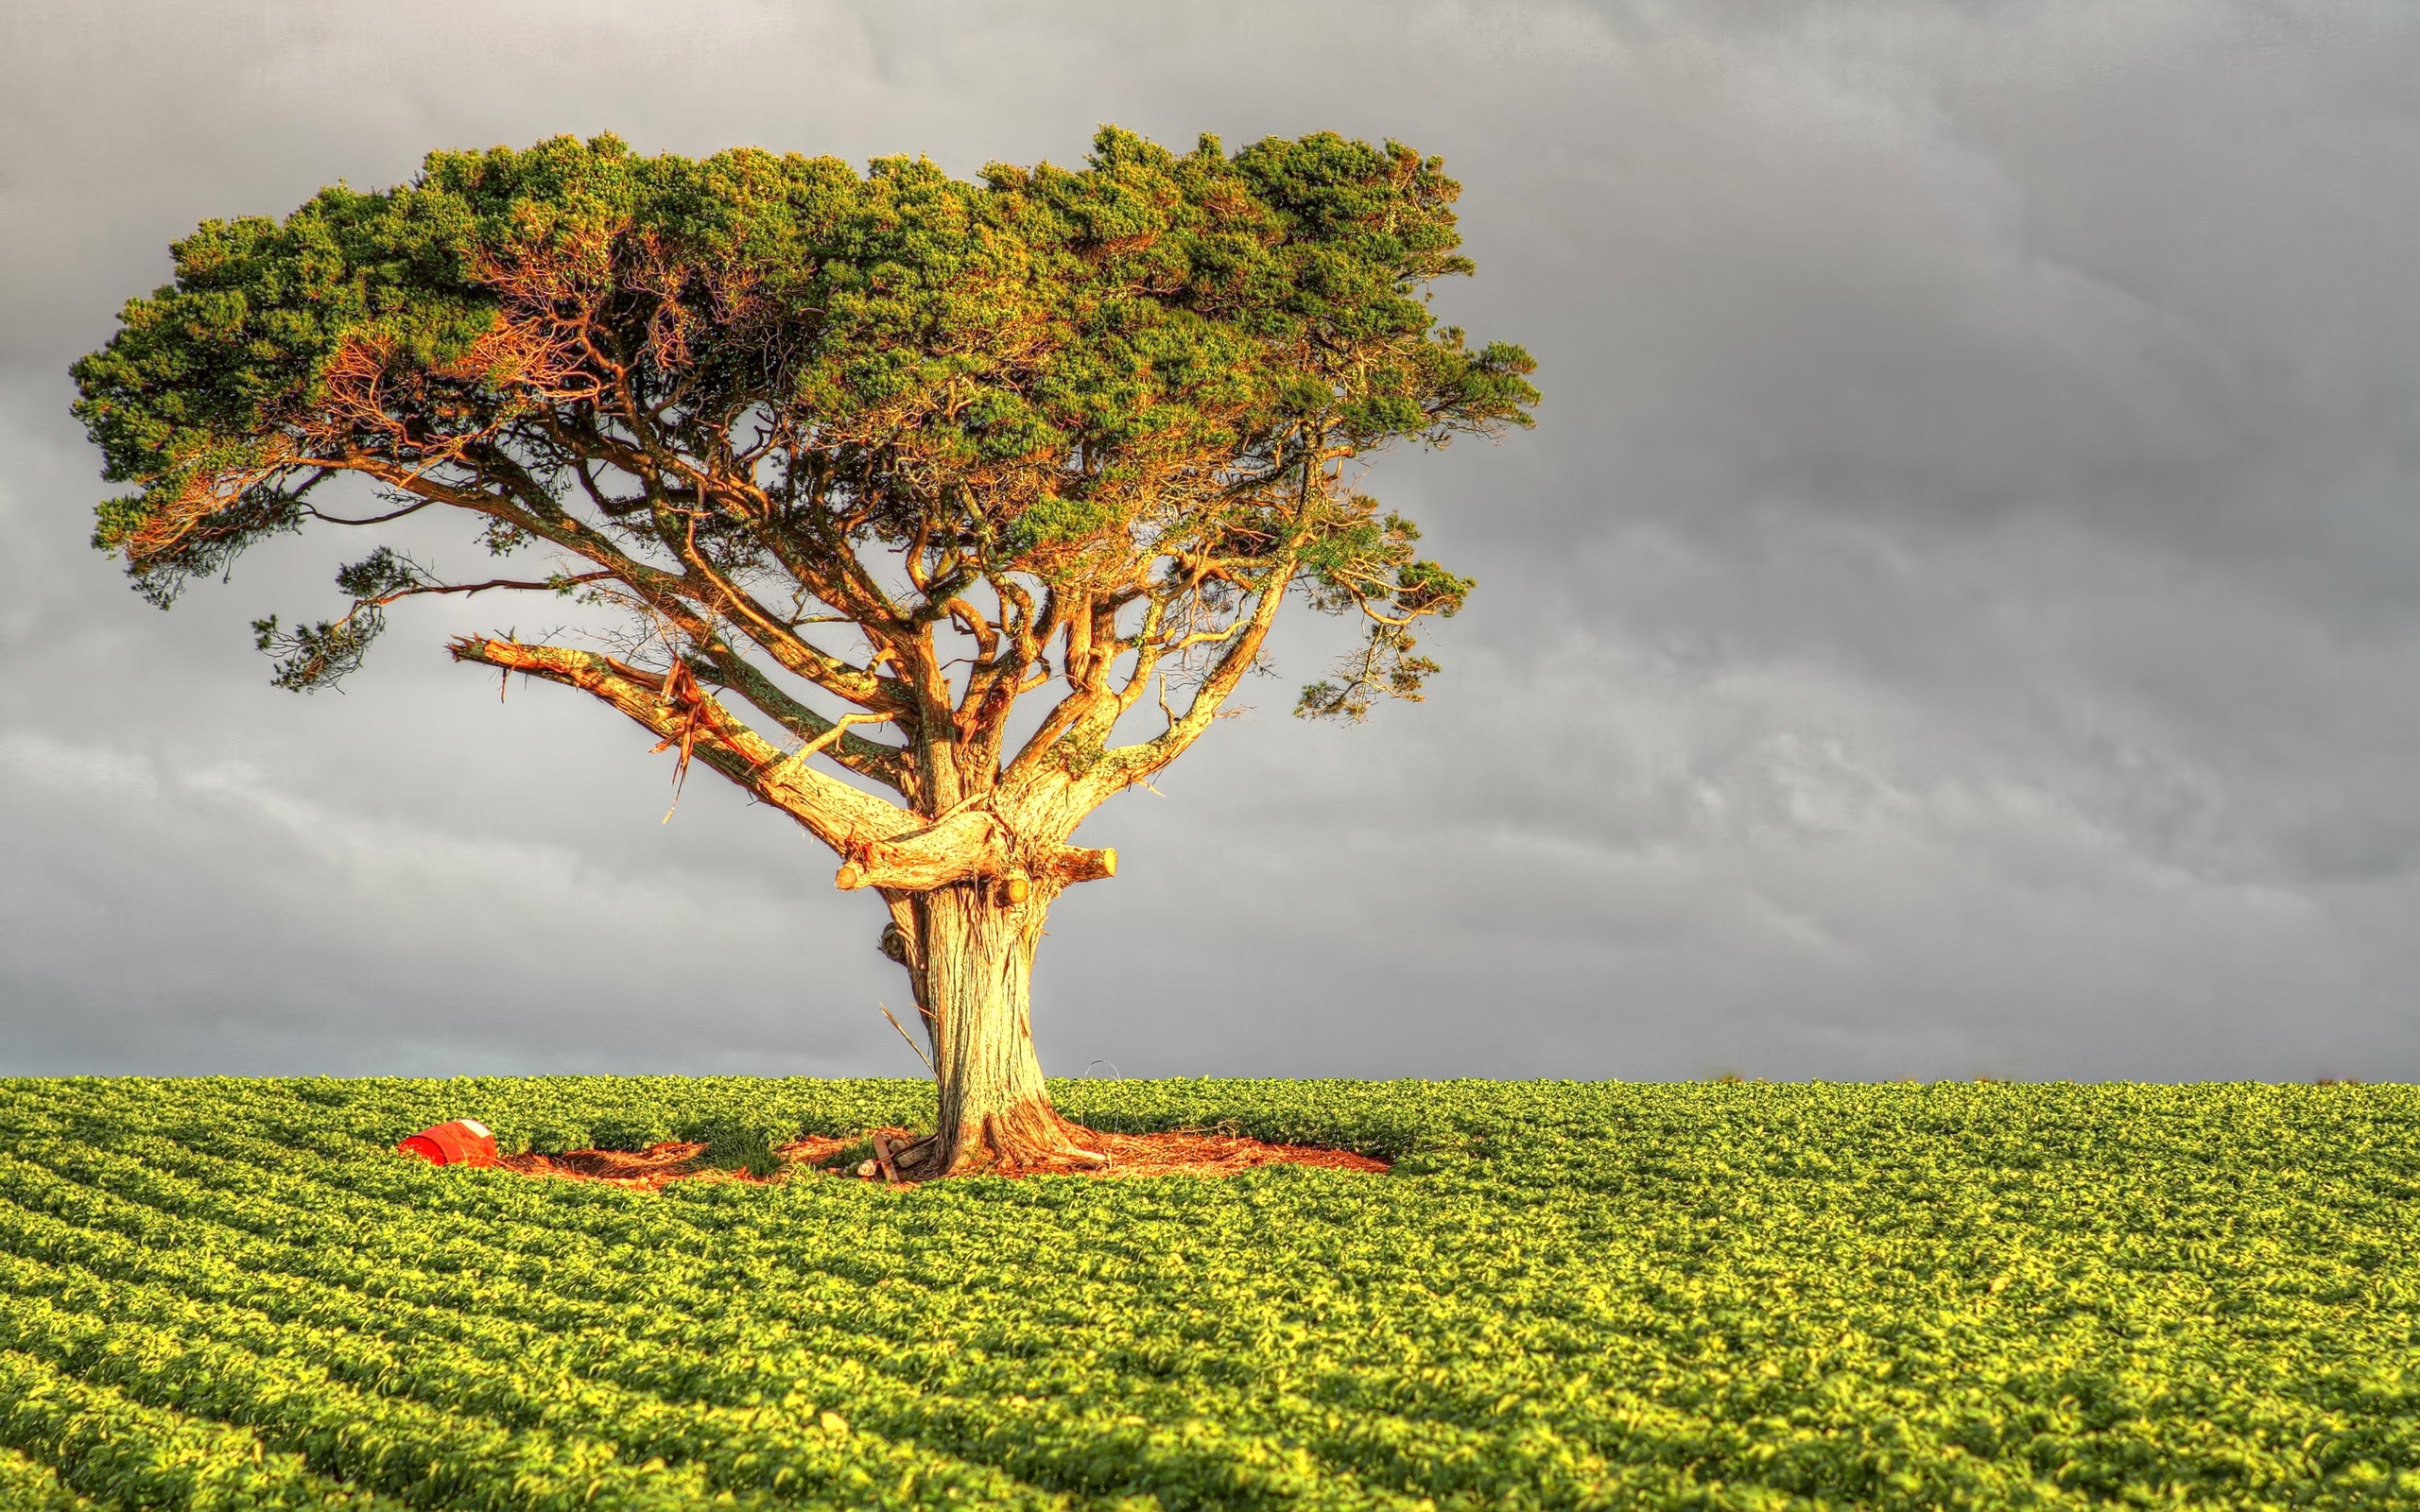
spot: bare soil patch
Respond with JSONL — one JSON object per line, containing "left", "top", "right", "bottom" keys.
{"left": 1064, "top": 1127, "right": 1390, "bottom": 1178}
{"left": 493, "top": 1127, "right": 1385, "bottom": 1188}
{"left": 496, "top": 1142, "right": 741, "bottom": 1190}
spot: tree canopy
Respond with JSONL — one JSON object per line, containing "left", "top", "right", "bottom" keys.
{"left": 73, "top": 127, "right": 1537, "bottom": 1172}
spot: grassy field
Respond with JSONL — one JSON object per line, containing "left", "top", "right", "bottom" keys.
{"left": 0, "top": 1076, "right": 2412, "bottom": 1510}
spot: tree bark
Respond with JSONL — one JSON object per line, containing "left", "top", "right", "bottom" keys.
{"left": 889, "top": 881, "right": 1104, "bottom": 1177}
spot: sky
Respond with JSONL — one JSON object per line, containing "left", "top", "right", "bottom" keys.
{"left": 4, "top": 0, "right": 2417, "bottom": 1082}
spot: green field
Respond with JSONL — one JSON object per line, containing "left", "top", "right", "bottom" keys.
{"left": 0, "top": 1077, "right": 2412, "bottom": 1510}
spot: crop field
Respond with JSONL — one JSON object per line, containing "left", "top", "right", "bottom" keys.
{"left": 0, "top": 1078, "right": 2413, "bottom": 1511}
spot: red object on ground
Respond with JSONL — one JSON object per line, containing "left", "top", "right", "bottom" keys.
{"left": 397, "top": 1119, "right": 498, "bottom": 1167}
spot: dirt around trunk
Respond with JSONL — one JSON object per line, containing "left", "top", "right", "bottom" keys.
{"left": 496, "top": 1141, "right": 771, "bottom": 1191}
{"left": 491, "top": 1127, "right": 1385, "bottom": 1189}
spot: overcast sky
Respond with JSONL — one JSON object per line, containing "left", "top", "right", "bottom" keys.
{"left": 4, "top": 0, "right": 2416, "bottom": 1082}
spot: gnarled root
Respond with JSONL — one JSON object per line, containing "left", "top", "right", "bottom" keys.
{"left": 889, "top": 1101, "right": 1107, "bottom": 1179}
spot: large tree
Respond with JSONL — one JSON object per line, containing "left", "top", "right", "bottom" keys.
{"left": 72, "top": 129, "right": 1537, "bottom": 1176}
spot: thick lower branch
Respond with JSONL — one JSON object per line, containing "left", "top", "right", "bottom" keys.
{"left": 700, "top": 647, "right": 907, "bottom": 788}
{"left": 836, "top": 811, "right": 1011, "bottom": 892}
{"left": 832, "top": 809, "right": 1115, "bottom": 894}
{"left": 449, "top": 635, "right": 909, "bottom": 853}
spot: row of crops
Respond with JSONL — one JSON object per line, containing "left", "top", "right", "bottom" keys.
{"left": 0, "top": 1075, "right": 2413, "bottom": 1509}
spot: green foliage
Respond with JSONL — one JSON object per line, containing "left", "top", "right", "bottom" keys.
{"left": 0, "top": 1448, "right": 97, "bottom": 1512}
{"left": 71, "top": 127, "right": 1537, "bottom": 706}
{"left": 1290, "top": 501, "right": 1469, "bottom": 720}
{"left": 250, "top": 609, "right": 382, "bottom": 693}
{"left": 677, "top": 1118, "right": 788, "bottom": 1178}
{"left": 247, "top": 546, "right": 430, "bottom": 691}
{"left": 0, "top": 1078, "right": 2414, "bottom": 1509}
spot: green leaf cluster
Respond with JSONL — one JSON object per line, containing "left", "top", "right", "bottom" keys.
{"left": 72, "top": 129, "right": 1535, "bottom": 618}
{"left": 3, "top": 1076, "right": 2416, "bottom": 1509}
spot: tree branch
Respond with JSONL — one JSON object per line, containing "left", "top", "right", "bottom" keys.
{"left": 447, "top": 635, "right": 909, "bottom": 856}
{"left": 1077, "top": 561, "right": 1298, "bottom": 804}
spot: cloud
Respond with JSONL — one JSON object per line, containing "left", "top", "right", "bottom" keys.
{"left": 0, "top": 730, "right": 913, "bottom": 1075}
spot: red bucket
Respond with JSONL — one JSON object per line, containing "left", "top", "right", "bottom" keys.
{"left": 398, "top": 1119, "right": 498, "bottom": 1167}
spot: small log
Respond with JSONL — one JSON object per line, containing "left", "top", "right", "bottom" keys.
{"left": 832, "top": 815, "right": 1118, "bottom": 895}
{"left": 1053, "top": 847, "right": 1116, "bottom": 885}
{"left": 834, "top": 811, "right": 1011, "bottom": 892}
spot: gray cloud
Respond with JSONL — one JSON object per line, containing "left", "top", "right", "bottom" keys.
{"left": 4, "top": 0, "right": 2416, "bottom": 1079}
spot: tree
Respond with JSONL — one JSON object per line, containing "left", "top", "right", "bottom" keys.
{"left": 71, "top": 129, "right": 1538, "bottom": 1176}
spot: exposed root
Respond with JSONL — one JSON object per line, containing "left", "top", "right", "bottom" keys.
{"left": 831, "top": 1123, "right": 1387, "bottom": 1182}
{"left": 1055, "top": 1126, "right": 1389, "bottom": 1179}
{"left": 498, "top": 1141, "right": 764, "bottom": 1190}
{"left": 487, "top": 1128, "right": 1382, "bottom": 1190}
{"left": 887, "top": 1103, "right": 1109, "bottom": 1179}
{"left": 898, "top": 1103, "right": 1113, "bottom": 1178}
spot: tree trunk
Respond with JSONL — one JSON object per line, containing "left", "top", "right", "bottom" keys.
{"left": 890, "top": 881, "right": 1103, "bottom": 1177}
